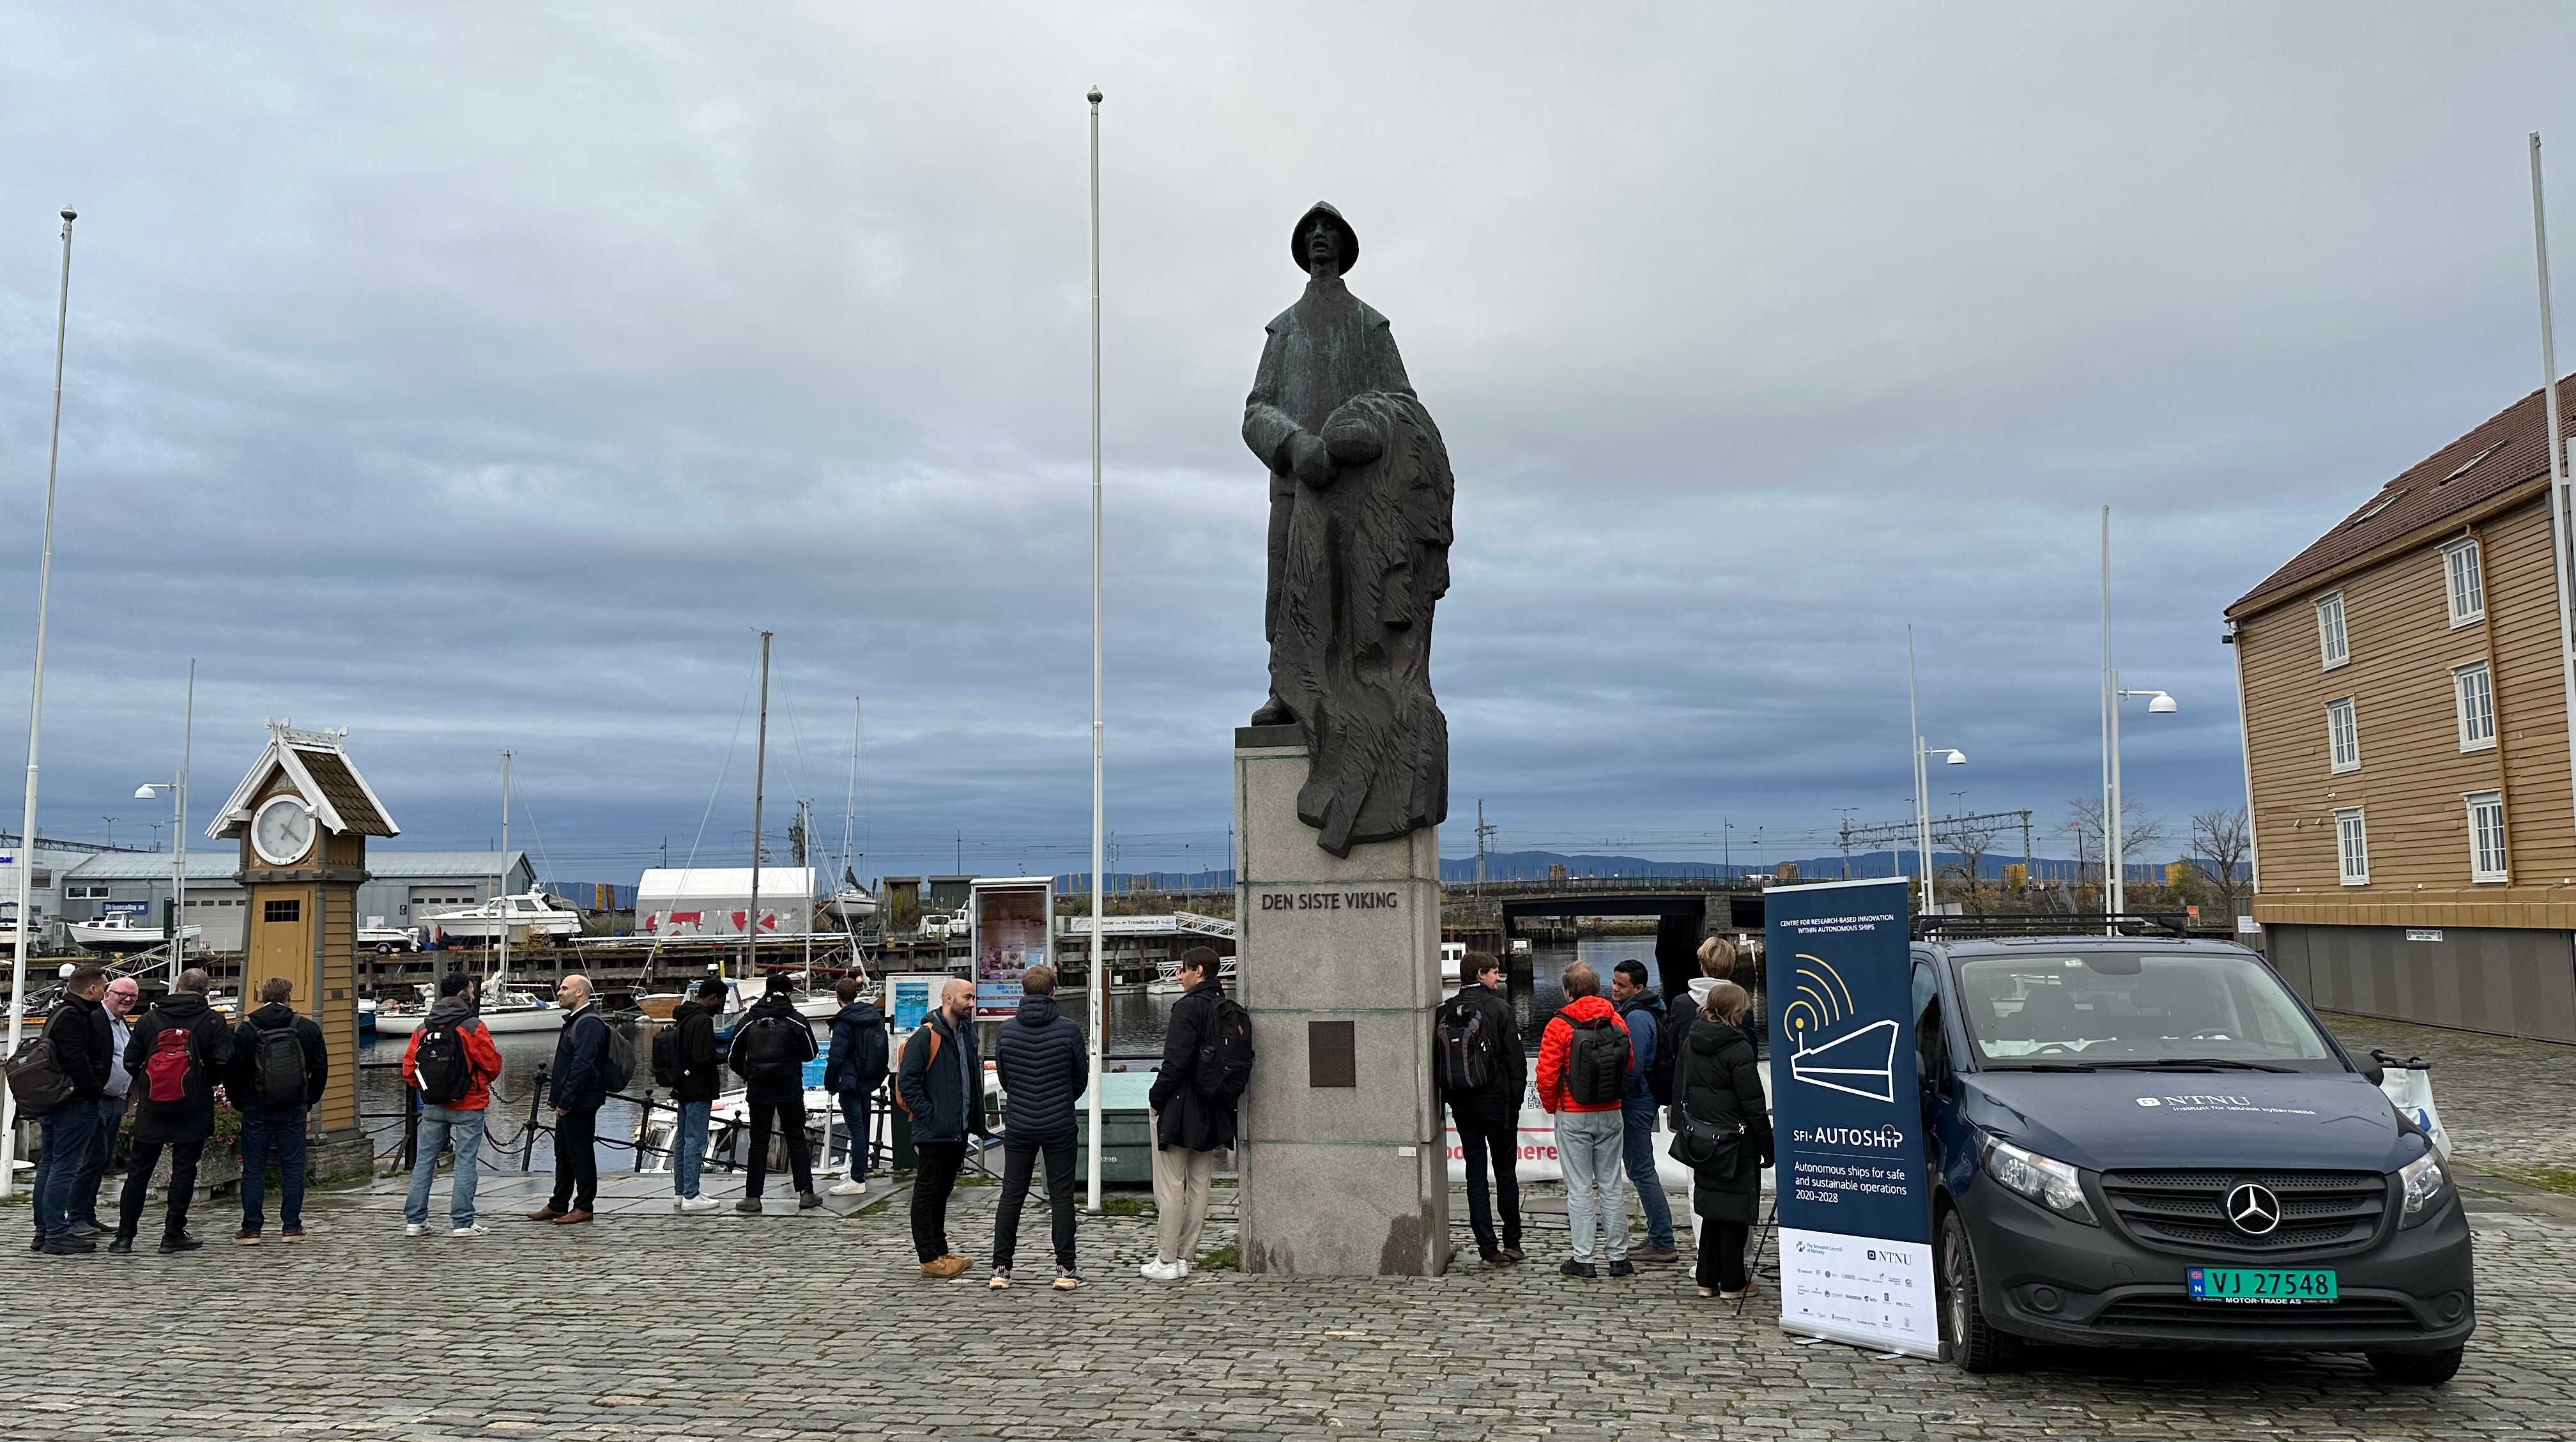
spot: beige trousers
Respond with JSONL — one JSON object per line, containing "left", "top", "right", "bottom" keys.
{"left": 1152, "top": 1141, "right": 1218, "bottom": 1264}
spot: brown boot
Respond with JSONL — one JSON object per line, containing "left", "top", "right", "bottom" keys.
{"left": 553, "top": 1209, "right": 594, "bottom": 1226}
{"left": 921, "top": 1254, "right": 970, "bottom": 1279}
{"left": 526, "top": 1205, "right": 567, "bottom": 1222}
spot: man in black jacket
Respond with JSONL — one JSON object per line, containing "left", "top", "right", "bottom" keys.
{"left": 30, "top": 965, "right": 111, "bottom": 1255}
{"left": 530, "top": 974, "right": 606, "bottom": 1226}
{"left": 824, "top": 977, "right": 889, "bottom": 1197}
{"left": 229, "top": 978, "right": 328, "bottom": 1245}
{"left": 1144, "top": 947, "right": 1238, "bottom": 1281}
{"left": 1440, "top": 951, "right": 1526, "bottom": 1267}
{"left": 668, "top": 976, "right": 726, "bottom": 1213}
{"left": 988, "top": 965, "right": 1087, "bottom": 1291}
{"left": 896, "top": 977, "right": 989, "bottom": 1278}
{"left": 113, "top": 969, "right": 234, "bottom": 1255}
{"left": 727, "top": 974, "right": 822, "bottom": 1214}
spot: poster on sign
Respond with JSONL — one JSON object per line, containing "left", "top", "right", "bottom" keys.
{"left": 971, "top": 877, "right": 1054, "bottom": 1021}
{"left": 889, "top": 974, "right": 937, "bottom": 1033}
{"left": 1764, "top": 877, "right": 1939, "bottom": 1358}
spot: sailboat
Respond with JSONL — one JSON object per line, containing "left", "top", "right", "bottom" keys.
{"left": 373, "top": 751, "right": 559, "bottom": 1037}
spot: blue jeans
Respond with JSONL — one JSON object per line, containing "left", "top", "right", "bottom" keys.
{"left": 32, "top": 1099, "right": 102, "bottom": 1241}
{"left": 404, "top": 1105, "right": 487, "bottom": 1228}
{"left": 238, "top": 1104, "right": 309, "bottom": 1234}
{"left": 1621, "top": 1098, "right": 1675, "bottom": 1251}
{"left": 673, "top": 1099, "right": 712, "bottom": 1199}
{"left": 1554, "top": 1108, "right": 1628, "bottom": 1263}
{"left": 74, "top": 1094, "right": 126, "bottom": 1229}
{"left": 838, "top": 1089, "right": 873, "bottom": 1179}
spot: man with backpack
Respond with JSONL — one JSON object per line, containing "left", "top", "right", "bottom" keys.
{"left": 229, "top": 977, "right": 329, "bottom": 1245}
{"left": 1608, "top": 959, "right": 1678, "bottom": 1265}
{"left": 24, "top": 964, "right": 111, "bottom": 1255}
{"left": 1535, "top": 962, "right": 1630, "bottom": 1278}
{"left": 988, "top": 963, "right": 1087, "bottom": 1291}
{"left": 401, "top": 972, "right": 505, "bottom": 1236}
{"left": 822, "top": 976, "right": 889, "bottom": 1196}
{"left": 111, "top": 968, "right": 234, "bottom": 1255}
{"left": 529, "top": 974, "right": 611, "bottom": 1226}
{"left": 656, "top": 976, "right": 726, "bottom": 1213}
{"left": 1144, "top": 946, "right": 1247, "bottom": 1282}
{"left": 727, "top": 972, "right": 823, "bottom": 1213}
{"left": 896, "top": 976, "right": 990, "bottom": 1278}
{"left": 1437, "top": 951, "right": 1524, "bottom": 1268}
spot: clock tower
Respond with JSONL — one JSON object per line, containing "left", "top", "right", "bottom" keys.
{"left": 207, "top": 719, "right": 400, "bottom": 1180}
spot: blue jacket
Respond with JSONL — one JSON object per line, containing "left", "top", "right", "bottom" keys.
{"left": 551, "top": 1003, "right": 610, "bottom": 1112}
{"left": 824, "top": 1000, "right": 889, "bottom": 1096}
{"left": 895, "top": 1008, "right": 986, "bottom": 1144}
{"left": 993, "top": 993, "right": 1087, "bottom": 1142}
{"left": 1614, "top": 990, "right": 1662, "bottom": 1105}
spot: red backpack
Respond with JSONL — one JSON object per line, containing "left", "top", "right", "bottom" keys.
{"left": 144, "top": 1025, "right": 195, "bottom": 1104}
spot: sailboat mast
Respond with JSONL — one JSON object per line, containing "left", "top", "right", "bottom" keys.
{"left": 496, "top": 750, "right": 511, "bottom": 994}
{"left": 747, "top": 631, "right": 771, "bottom": 981}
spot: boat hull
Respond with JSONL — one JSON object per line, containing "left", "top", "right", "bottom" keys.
{"left": 372, "top": 1003, "right": 562, "bottom": 1037}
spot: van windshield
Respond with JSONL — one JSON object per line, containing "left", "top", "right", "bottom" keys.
{"left": 1949, "top": 951, "right": 2344, "bottom": 1072}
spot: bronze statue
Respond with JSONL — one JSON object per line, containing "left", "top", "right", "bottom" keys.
{"left": 1244, "top": 203, "right": 1452, "bottom": 857}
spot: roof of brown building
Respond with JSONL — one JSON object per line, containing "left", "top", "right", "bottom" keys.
{"left": 2230, "top": 376, "right": 2576, "bottom": 618}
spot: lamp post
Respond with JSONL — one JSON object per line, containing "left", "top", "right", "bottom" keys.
{"left": 2101, "top": 507, "right": 2177, "bottom": 923}
{"left": 132, "top": 663, "right": 195, "bottom": 973}
{"left": 1906, "top": 626, "right": 1967, "bottom": 914}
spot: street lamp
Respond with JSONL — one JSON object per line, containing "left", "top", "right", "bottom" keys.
{"left": 134, "top": 778, "right": 188, "bottom": 964}
{"left": 2101, "top": 507, "right": 2177, "bottom": 924}
{"left": 1906, "top": 625, "right": 1968, "bottom": 914}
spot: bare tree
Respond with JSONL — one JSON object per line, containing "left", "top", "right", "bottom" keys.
{"left": 2190, "top": 807, "right": 2251, "bottom": 921}
{"left": 1935, "top": 813, "right": 2005, "bottom": 910}
{"left": 2062, "top": 798, "right": 2170, "bottom": 893}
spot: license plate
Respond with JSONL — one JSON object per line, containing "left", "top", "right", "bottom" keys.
{"left": 2187, "top": 1267, "right": 2338, "bottom": 1303}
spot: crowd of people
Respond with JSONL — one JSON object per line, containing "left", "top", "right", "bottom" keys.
{"left": 26, "top": 939, "right": 1767, "bottom": 1296}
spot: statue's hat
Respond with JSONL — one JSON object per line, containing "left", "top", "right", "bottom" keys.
{"left": 1291, "top": 201, "right": 1358, "bottom": 275}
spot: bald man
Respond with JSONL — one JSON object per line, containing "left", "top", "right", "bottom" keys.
{"left": 530, "top": 974, "right": 608, "bottom": 1225}
{"left": 896, "top": 976, "right": 992, "bottom": 1278}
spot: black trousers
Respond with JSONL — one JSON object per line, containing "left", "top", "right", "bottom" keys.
{"left": 1451, "top": 1096, "right": 1522, "bottom": 1252}
{"left": 116, "top": 1138, "right": 204, "bottom": 1242}
{"left": 1697, "top": 1218, "right": 1751, "bottom": 1292}
{"left": 548, "top": 1107, "right": 599, "bottom": 1211}
{"left": 911, "top": 1139, "right": 967, "bottom": 1263}
{"left": 992, "top": 1136, "right": 1076, "bottom": 1271}
{"left": 746, "top": 1097, "right": 813, "bottom": 1199}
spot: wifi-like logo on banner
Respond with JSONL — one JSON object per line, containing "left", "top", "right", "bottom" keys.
{"left": 1784, "top": 953, "right": 1900, "bottom": 1103}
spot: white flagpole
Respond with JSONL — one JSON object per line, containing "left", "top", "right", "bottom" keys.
{"left": 2, "top": 208, "right": 79, "bottom": 1200}
{"left": 2530, "top": 134, "right": 2576, "bottom": 847}
{"left": 1085, "top": 85, "right": 1107, "bottom": 1213}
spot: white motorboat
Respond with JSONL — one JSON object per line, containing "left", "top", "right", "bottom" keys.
{"left": 826, "top": 886, "right": 878, "bottom": 923}
{"left": 65, "top": 916, "right": 203, "bottom": 954}
{"left": 417, "top": 891, "right": 583, "bottom": 943}
{"left": 372, "top": 981, "right": 562, "bottom": 1036}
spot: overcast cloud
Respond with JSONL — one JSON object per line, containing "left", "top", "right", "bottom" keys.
{"left": 3, "top": 3, "right": 2574, "bottom": 884}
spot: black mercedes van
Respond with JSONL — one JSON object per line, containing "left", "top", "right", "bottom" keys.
{"left": 1910, "top": 935, "right": 2473, "bottom": 1381}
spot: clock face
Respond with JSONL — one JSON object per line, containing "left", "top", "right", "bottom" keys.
{"left": 250, "top": 795, "right": 316, "bottom": 866}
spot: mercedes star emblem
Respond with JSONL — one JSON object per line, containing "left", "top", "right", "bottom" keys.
{"left": 2225, "top": 1182, "right": 2283, "bottom": 1236}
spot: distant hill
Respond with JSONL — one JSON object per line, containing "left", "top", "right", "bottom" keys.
{"left": 1053, "top": 846, "right": 2232, "bottom": 893}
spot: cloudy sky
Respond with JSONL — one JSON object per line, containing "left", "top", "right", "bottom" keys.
{"left": 3, "top": 3, "right": 2573, "bottom": 885}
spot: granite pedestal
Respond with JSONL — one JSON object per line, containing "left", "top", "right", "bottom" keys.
{"left": 1232, "top": 725, "right": 1448, "bottom": 1277}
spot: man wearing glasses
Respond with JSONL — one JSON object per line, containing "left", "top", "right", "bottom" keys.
{"left": 69, "top": 975, "right": 141, "bottom": 1239}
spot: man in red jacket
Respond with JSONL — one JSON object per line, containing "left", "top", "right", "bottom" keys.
{"left": 399, "top": 974, "right": 505, "bottom": 1238}
{"left": 1535, "top": 962, "right": 1632, "bottom": 1278}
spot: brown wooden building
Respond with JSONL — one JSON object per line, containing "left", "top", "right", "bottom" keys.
{"left": 2229, "top": 378, "right": 2576, "bottom": 1041}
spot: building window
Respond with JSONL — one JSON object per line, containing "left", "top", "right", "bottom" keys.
{"left": 65, "top": 886, "right": 107, "bottom": 901}
{"left": 2334, "top": 808, "right": 2370, "bottom": 886}
{"left": 264, "top": 898, "right": 300, "bottom": 923}
{"left": 2466, "top": 791, "right": 2508, "bottom": 883}
{"left": 2443, "top": 538, "right": 2485, "bottom": 627}
{"left": 2453, "top": 661, "right": 2497, "bottom": 751}
{"left": 2315, "top": 592, "right": 2349, "bottom": 670}
{"left": 2326, "top": 698, "right": 2359, "bottom": 773}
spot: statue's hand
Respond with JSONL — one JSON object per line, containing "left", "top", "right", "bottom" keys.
{"left": 1289, "top": 431, "right": 1337, "bottom": 487}
{"left": 1322, "top": 415, "right": 1382, "bottom": 468}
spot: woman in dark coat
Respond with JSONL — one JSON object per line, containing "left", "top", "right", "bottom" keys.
{"left": 1681, "top": 979, "right": 1772, "bottom": 1299}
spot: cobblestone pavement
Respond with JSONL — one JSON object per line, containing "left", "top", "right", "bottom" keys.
{"left": 2324, "top": 1012, "right": 2576, "bottom": 1178}
{"left": 3, "top": 1150, "right": 2572, "bottom": 1442}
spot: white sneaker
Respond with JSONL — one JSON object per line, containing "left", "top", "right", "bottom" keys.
{"left": 1176, "top": 1259, "right": 1194, "bottom": 1277}
{"left": 449, "top": 1223, "right": 489, "bottom": 1238}
{"left": 1140, "top": 1259, "right": 1181, "bottom": 1281}
{"left": 677, "top": 1194, "right": 722, "bottom": 1214}
{"left": 829, "top": 1178, "right": 869, "bottom": 1196}
{"left": 403, "top": 1223, "right": 426, "bottom": 1238}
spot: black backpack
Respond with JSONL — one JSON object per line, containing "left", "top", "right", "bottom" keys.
{"left": 1195, "top": 997, "right": 1255, "bottom": 1104}
{"left": 735, "top": 1013, "right": 798, "bottom": 1086}
{"left": 247, "top": 1021, "right": 309, "bottom": 1109}
{"left": 1636, "top": 1005, "right": 1675, "bottom": 1109}
{"left": 1434, "top": 994, "right": 1495, "bottom": 1094}
{"left": 650, "top": 1020, "right": 684, "bottom": 1089}
{"left": 599, "top": 1018, "right": 638, "bottom": 1094}
{"left": 1565, "top": 1013, "right": 1630, "bottom": 1107}
{"left": 4, "top": 1030, "right": 70, "bottom": 1119}
{"left": 414, "top": 1015, "right": 474, "bottom": 1105}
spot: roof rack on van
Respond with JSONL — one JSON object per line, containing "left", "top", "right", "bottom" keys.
{"left": 1911, "top": 912, "right": 2204, "bottom": 942}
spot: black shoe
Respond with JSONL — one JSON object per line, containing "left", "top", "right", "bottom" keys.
{"left": 1480, "top": 1246, "right": 1507, "bottom": 1267}
{"left": 28, "top": 1233, "right": 43, "bottom": 1254}
{"left": 797, "top": 1190, "right": 823, "bottom": 1211}
{"left": 64, "top": 1220, "right": 101, "bottom": 1239}
{"left": 158, "top": 1233, "right": 203, "bottom": 1254}
{"left": 40, "top": 1236, "right": 96, "bottom": 1255}
{"left": 106, "top": 1236, "right": 134, "bottom": 1255}
{"left": 1607, "top": 1259, "right": 1636, "bottom": 1278}
{"left": 1559, "top": 1259, "right": 1598, "bottom": 1278}
{"left": 1499, "top": 1245, "right": 1526, "bottom": 1264}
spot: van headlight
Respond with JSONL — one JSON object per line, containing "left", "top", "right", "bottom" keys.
{"left": 1981, "top": 1135, "right": 2097, "bottom": 1225}
{"left": 2399, "top": 1151, "right": 2451, "bottom": 1227}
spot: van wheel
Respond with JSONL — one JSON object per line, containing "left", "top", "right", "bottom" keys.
{"left": 2366, "top": 1347, "right": 2462, "bottom": 1384}
{"left": 1940, "top": 1210, "right": 2021, "bottom": 1373}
